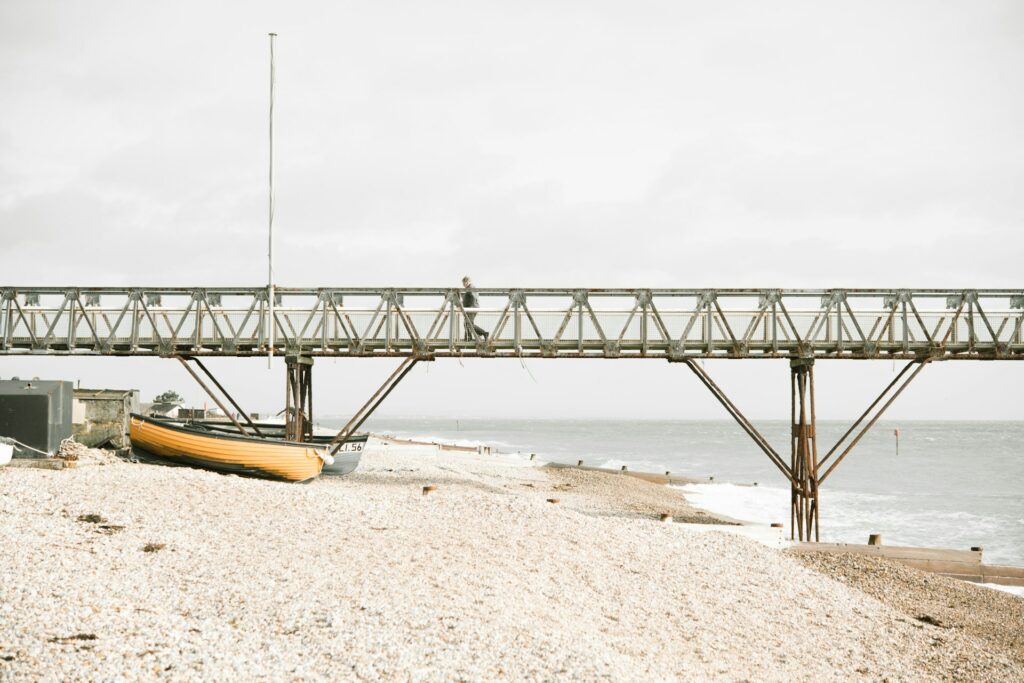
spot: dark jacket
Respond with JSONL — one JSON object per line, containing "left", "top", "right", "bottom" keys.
{"left": 462, "top": 288, "right": 479, "bottom": 309}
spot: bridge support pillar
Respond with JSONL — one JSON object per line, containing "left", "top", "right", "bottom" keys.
{"left": 682, "top": 357, "right": 929, "bottom": 543}
{"left": 790, "top": 359, "right": 819, "bottom": 542}
{"left": 285, "top": 355, "right": 313, "bottom": 442}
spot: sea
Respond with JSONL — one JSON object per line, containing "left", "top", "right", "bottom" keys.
{"left": 326, "top": 417, "right": 1024, "bottom": 568}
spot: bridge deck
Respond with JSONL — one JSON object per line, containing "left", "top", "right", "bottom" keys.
{"left": 2, "top": 287, "right": 1022, "bottom": 359}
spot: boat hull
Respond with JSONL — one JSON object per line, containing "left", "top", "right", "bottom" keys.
{"left": 129, "top": 414, "right": 329, "bottom": 482}
{"left": 322, "top": 449, "right": 362, "bottom": 476}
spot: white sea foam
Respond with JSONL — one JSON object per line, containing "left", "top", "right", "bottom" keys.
{"left": 675, "top": 483, "right": 790, "bottom": 526}
{"left": 980, "top": 583, "right": 1024, "bottom": 598}
{"left": 379, "top": 432, "right": 519, "bottom": 450}
{"left": 675, "top": 480, "right": 1018, "bottom": 566}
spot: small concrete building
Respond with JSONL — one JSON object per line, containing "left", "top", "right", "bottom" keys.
{"left": 72, "top": 388, "right": 141, "bottom": 450}
{"left": 0, "top": 379, "right": 73, "bottom": 457}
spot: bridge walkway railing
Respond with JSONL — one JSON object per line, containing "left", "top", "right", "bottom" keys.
{"left": 2, "top": 287, "right": 1022, "bottom": 359}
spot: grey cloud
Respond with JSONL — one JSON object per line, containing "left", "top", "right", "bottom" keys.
{"left": 1, "top": 1, "right": 1022, "bottom": 417}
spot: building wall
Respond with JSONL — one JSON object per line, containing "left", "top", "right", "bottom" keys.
{"left": 72, "top": 389, "right": 140, "bottom": 450}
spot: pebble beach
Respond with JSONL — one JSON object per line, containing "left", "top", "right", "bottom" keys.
{"left": 1, "top": 439, "right": 1022, "bottom": 681}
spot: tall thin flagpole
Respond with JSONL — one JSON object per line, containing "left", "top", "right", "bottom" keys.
{"left": 267, "top": 32, "right": 276, "bottom": 368}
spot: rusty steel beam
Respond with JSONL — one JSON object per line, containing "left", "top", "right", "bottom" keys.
{"left": 818, "top": 360, "right": 930, "bottom": 484}
{"left": 790, "top": 359, "right": 819, "bottom": 542}
{"left": 284, "top": 355, "right": 313, "bottom": 442}
{"left": 816, "top": 361, "right": 918, "bottom": 472}
{"left": 681, "top": 359, "right": 796, "bottom": 484}
{"left": 327, "top": 356, "right": 424, "bottom": 456}
{"left": 183, "top": 356, "right": 266, "bottom": 438}
{"left": 174, "top": 356, "right": 252, "bottom": 437}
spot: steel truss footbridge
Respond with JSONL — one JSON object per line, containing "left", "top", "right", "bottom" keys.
{"left": 2, "top": 287, "right": 1022, "bottom": 359}
{"left": 3, "top": 286, "right": 1022, "bottom": 541}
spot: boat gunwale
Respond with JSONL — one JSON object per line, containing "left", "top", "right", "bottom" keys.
{"left": 188, "top": 420, "right": 368, "bottom": 445}
{"left": 129, "top": 413, "right": 329, "bottom": 450}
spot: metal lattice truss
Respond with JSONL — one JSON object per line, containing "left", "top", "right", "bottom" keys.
{"left": 1, "top": 287, "right": 1023, "bottom": 359}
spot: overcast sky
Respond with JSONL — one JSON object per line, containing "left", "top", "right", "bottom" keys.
{"left": 1, "top": 1, "right": 1022, "bottom": 420}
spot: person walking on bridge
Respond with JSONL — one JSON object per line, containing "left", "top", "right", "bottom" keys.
{"left": 461, "top": 276, "right": 488, "bottom": 341}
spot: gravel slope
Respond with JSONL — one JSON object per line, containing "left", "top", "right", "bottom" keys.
{"left": 1, "top": 444, "right": 1021, "bottom": 681}
{"left": 542, "top": 466, "right": 728, "bottom": 524}
{"left": 791, "top": 551, "right": 1024, "bottom": 669}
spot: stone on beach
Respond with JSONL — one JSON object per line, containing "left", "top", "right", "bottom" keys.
{"left": 0, "top": 440, "right": 1020, "bottom": 681}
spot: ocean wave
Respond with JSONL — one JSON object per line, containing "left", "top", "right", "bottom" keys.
{"left": 378, "top": 432, "right": 522, "bottom": 451}
{"left": 673, "top": 483, "right": 790, "bottom": 526}
{"left": 674, "top": 481, "right": 1016, "bottom": 561}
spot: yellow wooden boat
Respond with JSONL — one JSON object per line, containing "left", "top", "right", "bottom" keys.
{"left": 129, "top": 414, "right": 331, "bottom": 482}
